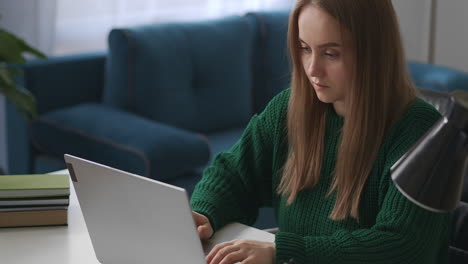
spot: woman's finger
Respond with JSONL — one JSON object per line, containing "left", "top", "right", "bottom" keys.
{"left": 209, "top": 244, "right": 241, "bottom": 264}
{"left": 192, "top": 211, "right": 213, "bottom": 239}
{"left": 197, "top": 225, "right": 211, "bottom": 240}
{"left": 219, "top": 251, "right": 246, "bottom": 264}
{"left": 192, "top": 211, "right": 207, "bottom": 224}
{"left": 206, "top": 241, "right": 235, "bottom": 264}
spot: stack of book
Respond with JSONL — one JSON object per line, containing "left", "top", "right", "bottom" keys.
{"left": 0, "top": 174, "right": 70, "bottom": 227}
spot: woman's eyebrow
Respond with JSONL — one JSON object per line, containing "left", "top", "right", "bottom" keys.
{"left": 318, "top": 42, "right": 341, "bottom": 48}
{"left": 299, "top": 38, "right": 341, "bottom": 48}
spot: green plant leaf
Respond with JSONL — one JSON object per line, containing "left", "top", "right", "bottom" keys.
{"left": 0, "top": 67, "right": 16, "bottom": 86}
{"left": 0, "top": 28, "right": 46, "bottom": 64}
{"left": 0, "top": 76, "right": 37, "bottom": 121}
{"left": 0, "top": 28, "right": 44, "bottom": 121}
{"left": 0, "top": 64, "right": 22, "bottom": 77}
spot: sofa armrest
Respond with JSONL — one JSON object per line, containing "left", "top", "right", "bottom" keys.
{"left": 17, "top": 52, "right": 107, "bottom": 114}
{"left": 7, "top": 52, "right": 107, "bottom": 174}
{"left": 29, "top": 103, "right": 211, "bottom": 180}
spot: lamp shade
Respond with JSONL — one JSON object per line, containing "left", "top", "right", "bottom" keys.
{"left": 391, "top": 91, "right": 468, "bottom": 212}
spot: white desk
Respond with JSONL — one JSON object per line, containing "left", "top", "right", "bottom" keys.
{"left": 0, "top": 170, "right": 274, "bottom": 264}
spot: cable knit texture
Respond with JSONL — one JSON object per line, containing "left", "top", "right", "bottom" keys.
{"left": 190, "top": 88, "right": 449, "bottom": 264}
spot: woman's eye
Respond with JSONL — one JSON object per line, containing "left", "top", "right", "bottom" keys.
{"left": 300, "top": 46, "right": 311, "bottom": 52}
{"left": 324, "top": 51, "right": 339, "bottom": 58}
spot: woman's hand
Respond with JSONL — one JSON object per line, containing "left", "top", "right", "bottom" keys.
{"left": 206, "top": 240, "right": 275, "bottom": 264}
{"left": 192, "top": 211, "right": 214, "bottom": 240}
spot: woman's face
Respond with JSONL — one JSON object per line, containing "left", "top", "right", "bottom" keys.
{"left": 298, "top": 4, "right": 353, "bottom": 115}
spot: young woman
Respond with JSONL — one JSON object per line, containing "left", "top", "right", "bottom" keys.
{"left": 190, "top": 0, "right": 449, "bottom": 263}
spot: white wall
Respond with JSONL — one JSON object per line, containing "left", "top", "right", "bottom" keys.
{"left": 0, "top": 0, "right": 450, "bottom": 64}
{"left": 0, "top": 0, "right": 57, "bottom": 55}
{"left": 393, "top": 0, "right": 468, "bottom": 73}
{"left": 434, "top": 0, "right": 468, "bottom": 72}
{"left": 392, "top": 0, "right": 433, "bottom": 63}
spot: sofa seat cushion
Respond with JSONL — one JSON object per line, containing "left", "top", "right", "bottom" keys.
{"left": 205, "top": 127, "right": 246, "bottom": 164}
{"left": 105, "top": 15, "right": 255, "bottom": 133}
{"left": 30, "top": 103, "right": 210, "bottom": 180}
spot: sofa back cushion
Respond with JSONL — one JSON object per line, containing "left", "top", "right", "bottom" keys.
{"left": 105, "top": 16, "right": 254, "bottom": 133}
{"left": 246, "top": 11, "right": 291, "bottom": 113}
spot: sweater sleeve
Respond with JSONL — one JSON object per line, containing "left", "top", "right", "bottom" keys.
{"left": 275, "top": 183, "right": 450, "bottom": 264}
{"left": 275, "top": 101, "right": 450, "bottom": 264}
{"left": 190, "top": 89, "right": 289, "bottom": 232}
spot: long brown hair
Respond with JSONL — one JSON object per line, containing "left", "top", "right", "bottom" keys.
{"left": 278, "top": 0, "right": 416, "bottom": 220}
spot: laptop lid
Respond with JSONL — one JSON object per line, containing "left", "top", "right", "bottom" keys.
{"left": 64, "top": 154, "right": 206, "bottom": 264}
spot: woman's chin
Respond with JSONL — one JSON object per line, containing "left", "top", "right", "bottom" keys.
{"left": 315, "top": 92, "right": 334, "bottom": 104}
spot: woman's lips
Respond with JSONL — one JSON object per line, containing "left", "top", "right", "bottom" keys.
{"left": 313, "top": 82, "right": 329, "bottom": 90}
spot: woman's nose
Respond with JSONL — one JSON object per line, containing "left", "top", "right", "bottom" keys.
{"left": 306, "top": 55, "right": 323, "bottom": 78}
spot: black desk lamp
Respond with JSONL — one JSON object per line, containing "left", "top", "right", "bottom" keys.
{"left": 391, "top": 90, "right": 468, "bottom": 212}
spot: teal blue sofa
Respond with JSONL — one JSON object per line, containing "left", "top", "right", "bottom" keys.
{"left": 7, "top": 11, "right": 468, "bottom": 229}
{"left": 8, "top": 12, "right": 292, "bottom": 185}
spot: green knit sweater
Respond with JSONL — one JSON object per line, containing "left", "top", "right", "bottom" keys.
{"left": 190, "top": 89, "right": 449, "bottom": 264}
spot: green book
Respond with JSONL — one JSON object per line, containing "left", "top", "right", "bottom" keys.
{"left": 0, "top": 174, "right": 70, "bottom": 198}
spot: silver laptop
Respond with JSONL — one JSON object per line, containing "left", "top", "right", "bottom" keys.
{"left": 65, "top": 154, "right": 209, "bottom": 264}
{"left": 64, "top": 154, "right": 274, "bottom": 264}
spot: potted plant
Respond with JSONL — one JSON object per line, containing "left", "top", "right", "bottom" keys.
{"left": 0, "top": 28, "right": 46, "bottom": 174}
{"left": 0, "top": 28, "right": 46, "bottom": 121}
